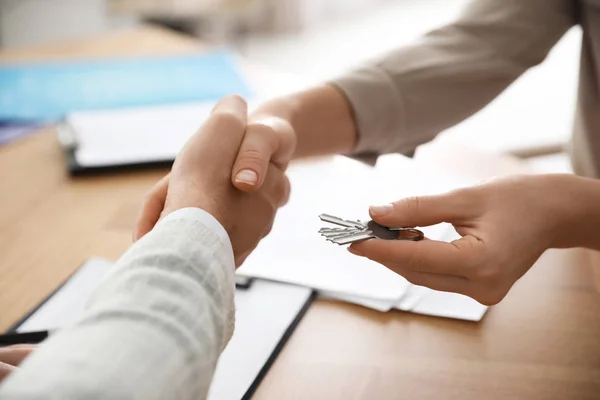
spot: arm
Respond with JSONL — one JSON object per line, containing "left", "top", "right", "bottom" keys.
{"left": 0, "top": 208, "right": 236, "bottom": 399}
{"left": 1, "top": 96, "right": 289, "bottom": 399}
{"left": 243, "top": 0, "right": 577, "bottom": 171}
{"left": 544, "top": 175, "right": 600, "bottom": 251}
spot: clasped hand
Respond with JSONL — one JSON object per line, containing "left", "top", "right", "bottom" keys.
{"left": 134, "top": 95, "right": 292, "bottom": 266}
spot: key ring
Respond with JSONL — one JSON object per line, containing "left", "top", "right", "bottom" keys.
{"left": 367, "top": 221, "right": 424, "bottom": 241}
{"left": 318, "top": 213, "right": 425, "bottom": 245}
{"left": 387, "top": 227, "right": 425, "bottom": 241}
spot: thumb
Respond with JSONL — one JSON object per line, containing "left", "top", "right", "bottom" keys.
{"left": 232, "top": 117, "right": 295, "bottom": 191}
{"left": 369, "top": 190, "right": 476, "bottom": 228}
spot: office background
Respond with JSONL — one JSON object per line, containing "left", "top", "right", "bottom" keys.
{"left": 0, "top": 0, "right": 579, "bottom": 171}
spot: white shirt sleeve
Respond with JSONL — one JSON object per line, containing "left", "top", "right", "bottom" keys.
{"left": 0, "top": 207, "right": 236, "bottom": 400}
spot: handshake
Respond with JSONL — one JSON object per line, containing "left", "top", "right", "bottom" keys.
{"left": 133, "top": 95, "right": 296, "bottom": 267}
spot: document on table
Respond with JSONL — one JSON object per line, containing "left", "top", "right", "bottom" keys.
{"left": 16, "top": 258, "right": 114, "bottom": 333}
{"left": 62, "top": 99, "right": 259, "bottom": 170}
{"left": 65, "top": 102, "right": 217, "bottom": 167}
{"left": 237, "top": 155, "right": 488, "bottom": 321}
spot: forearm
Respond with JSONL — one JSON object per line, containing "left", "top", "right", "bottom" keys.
{"left": 547, "top": 175, "right": 600, "bottom": 250}
{"left": 252, "top": 0, "right": 575, "bottom": 161}
{"left": 251, "top": 84, "right": 358, "bottom": 158}
{"left": 0, "top": 208, "right": 235, "bottom": 399}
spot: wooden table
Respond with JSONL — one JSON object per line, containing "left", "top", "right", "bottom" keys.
{"left": 1, "top": 26, "right": 599, "bottom": 399}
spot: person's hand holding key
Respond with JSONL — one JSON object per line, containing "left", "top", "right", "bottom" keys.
{"left": 347, "top": 175, "right": 600, "bottom": 306}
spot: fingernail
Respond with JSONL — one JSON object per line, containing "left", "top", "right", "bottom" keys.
{"left": 370, "top": 204, "right": 393, "bottom": 216}
{"left": 235, "top": 169, "right": 258, "bottom": 185}
{"left": 348, "top": 246, "right": 364, "bottom": 257}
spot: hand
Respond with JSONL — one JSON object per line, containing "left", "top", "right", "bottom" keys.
{"left": 230, "top": 84, "right": 358, "bottom": 191}
{"left": 134, "top": 96, "right": 290, "bottom": 266}
{"left": 230, "top": 114, "right": 296, "bottom": 192}
{"left": 0, "top": 345, "right": 37, "bottom": 383}
{"left": 348, "top": 175, "right": 573, "bottom": 305}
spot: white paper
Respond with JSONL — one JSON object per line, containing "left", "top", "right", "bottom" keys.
{"left": 68, "top": 102, "right": 212, "bottom": 167}
{"left": 17, "top": 257, "right": 114, "bottom": 332}
{"left": 319, "top": 291, "right": 399, "bottom": 312}
{"left": 68, "top": 100, "right": 258, "bottom": 167}
{"left": 322, "top": 284, "right": 487, "bottom": 321}
{"left": 208, "top": 281, "right": 312, "bottom": 400}
{"left": 411, "top": 291, "right": 488, "bottom": 322}
{"left": 395, "top": 285, "right": 431, "bottom": 311}
{"left": 238, "top": 156, "right": 462, "bottom": 303}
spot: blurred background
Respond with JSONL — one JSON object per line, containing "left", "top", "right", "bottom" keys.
{"left": 0, "top": 0, "right": 582, "bottom": 172}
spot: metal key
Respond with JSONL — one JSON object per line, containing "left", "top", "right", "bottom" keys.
{"left": 318, "top": 214, "right": 365, "bottom": 229}
{"left": 318, "top": 214, "right": 424, "bottom": 245}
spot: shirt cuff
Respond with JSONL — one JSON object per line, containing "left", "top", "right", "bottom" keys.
{"left": 158, "top": 207, "right": 233, "bottom": 255}
{"left": 153, "top": 207, "right": 236, "bottom": 349}
{"left": 329, "top": 65, "right": 410, "bottom": 159}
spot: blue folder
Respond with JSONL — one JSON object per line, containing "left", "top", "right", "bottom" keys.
{"left": 0, "top": 51, "right": 252, "bottom": 121}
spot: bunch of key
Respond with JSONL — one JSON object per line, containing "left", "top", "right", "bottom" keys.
{"left": 318, "top": 214, "right": 424, "bottom": 245}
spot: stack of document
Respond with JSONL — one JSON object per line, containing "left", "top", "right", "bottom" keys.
{"left": 237, "top": 155, "right": 488, "bottom": 321}
{"left": 62, "top": 102, "right": 219, "bottom": 168}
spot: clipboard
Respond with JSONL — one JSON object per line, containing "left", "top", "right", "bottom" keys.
{"left": 1, "top": 258, "right": 314, "bottom": 400}
{"left": 56, "top": 99, "right": 256, "bottom": 176}
{"left": 57, "top": 122, "right": 174, "bottom": 176}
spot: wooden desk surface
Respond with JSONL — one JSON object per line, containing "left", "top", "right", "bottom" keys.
{"left": 1, "top": 26, "right": 599, "bottom": 399}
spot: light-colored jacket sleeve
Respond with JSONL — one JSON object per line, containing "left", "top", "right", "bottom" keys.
{"left": 0, "top": 208, "right": 236, "bottom": 400}
{"left": 331, "top": 0, "right": 577, "bottom": 158}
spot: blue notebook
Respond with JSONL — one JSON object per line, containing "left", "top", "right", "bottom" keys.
{"left": 0, "top": 51, "right": 252, "bottom": 121}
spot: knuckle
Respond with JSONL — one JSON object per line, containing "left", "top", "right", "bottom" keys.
{"left": 247, "top": 122, "right": 279, "bottom": 151}
{"left": 238, "top": 148, "right": 267, "bottom": 168}
{"left": 396, "top": 196, "right": 419, "bottom": 213}
{"left": 394, "top": 196, "right": 429, "bottom": 226}
{"left": 227, "top": 93, "right": 246, "bottom": 104}
{"left": 473, "top": 288, "right": 507, "bottom": 306}
{"left": 454, "top": 238, "right": 485, "bottom": 275}
{"left": 248, "top": 120, "right": 276, "bottom": 134}
{"left": 453, "top": 187, "right": 486, "bottom": 214}
{"left": 211, "top": 110, "right": 245, "bottom": 131}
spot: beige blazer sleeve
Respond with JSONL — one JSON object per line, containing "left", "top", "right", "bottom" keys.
{"left": 331, "top": 0, "right": 577, "bottom": 158}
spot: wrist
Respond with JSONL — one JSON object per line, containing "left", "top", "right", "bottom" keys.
{"left": 541, "top": 174, "right": 600, "bottom": 250}
{"left": 251, "top": 85, "right": 357, "bottom": 158}
{"left": 250, "top": 95, "right": 299, "bottom": 134}
{"left": 160, "top": 207, "right": 231, "bottom": 245}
